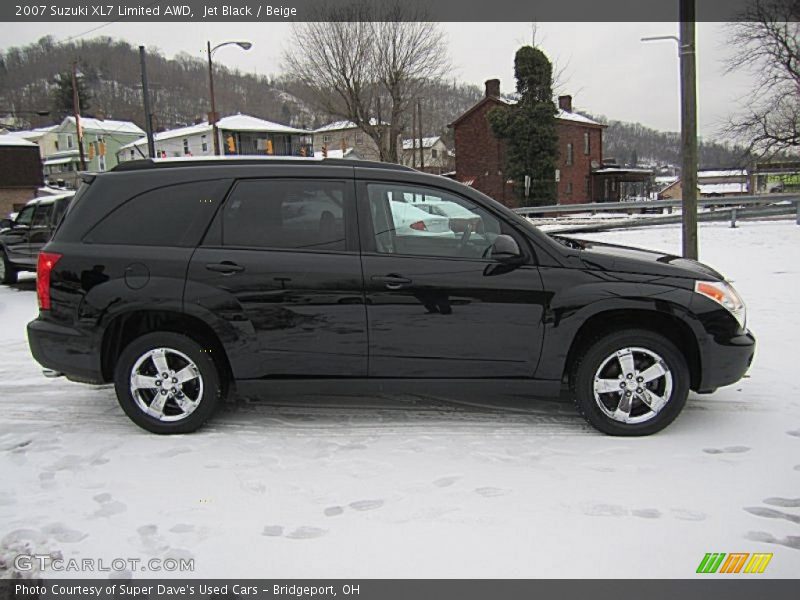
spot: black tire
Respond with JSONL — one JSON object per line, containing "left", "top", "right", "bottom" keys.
{"left": 113, "top": 332, "right": 223, "bottom": 434}
{"left": 0, "top": 249, "right": 18, "bottom": 285}
{"left": 569, "top": 329, "right": 690, "bottom": 436}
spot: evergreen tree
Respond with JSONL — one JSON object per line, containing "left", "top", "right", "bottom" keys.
{"left": 488, "top": 46, "right": 558, "bottom": 205}
{"left": 51, "top": 68, "right": 91, "bottom": 121}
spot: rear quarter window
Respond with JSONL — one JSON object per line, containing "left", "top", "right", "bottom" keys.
{"left": 84, "top": 181, "right": 225, "bottom": 247}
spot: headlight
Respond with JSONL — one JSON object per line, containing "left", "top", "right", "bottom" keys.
{"left": 694, "top": 280, "right": 746, "bottom": 329}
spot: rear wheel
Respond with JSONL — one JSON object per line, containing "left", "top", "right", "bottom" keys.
{"left": 113, "top": 332, "right": 223, "bottom": 434}
{"left": 0, "top": 249, "right": 18, "bottom": 285}
{"left": 569, "top": 330, "right": 690, "bottom": 436}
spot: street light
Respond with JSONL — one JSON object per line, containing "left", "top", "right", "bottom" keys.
{"left": 640, "top": 0, "right": 698, "bottom": 260}
{"left": 207, "top": 40, "right": 253, "bottom": 156}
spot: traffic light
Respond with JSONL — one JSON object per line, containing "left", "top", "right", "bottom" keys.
{"left": 98, "top": 141, "right": 106, "bottom": 157}
{"left": 87, "top": 143, "right": 95, "bottom": 160}
{"left": 226, "top": 135, "right": 236, "bottom": 154}
{"left": 266, "top": 139, "right": 273, "bottom": 155}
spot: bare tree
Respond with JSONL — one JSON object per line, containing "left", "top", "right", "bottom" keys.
{"left": 283, "top": 0, "right": 449, "bottom": 162}
{"left": 724, "top": 0, "right": 800, "bottom": 157}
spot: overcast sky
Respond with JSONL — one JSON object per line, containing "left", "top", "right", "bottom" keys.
{"left": 0, "top": 21, "right": 753, "bottom": 140}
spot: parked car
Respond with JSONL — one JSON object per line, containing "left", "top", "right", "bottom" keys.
{"left": 409, "top": 198, "right": 484, "bottom": 234}
{"left": 0, "top": 193, "right": 74, "bottom": 284}
{"left": 27, "top": 158, "right": 755, "bottom": 436}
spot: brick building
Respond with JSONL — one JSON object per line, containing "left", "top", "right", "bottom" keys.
{"left": 449, "top": 79, "right": 606, "bottom": 206}
{"left": 0, "top": 136, "right": 44, "bottom": 216}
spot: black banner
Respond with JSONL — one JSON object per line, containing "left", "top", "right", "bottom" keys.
{"left": 1, "top": 0, "right": 758, "bottom": 23}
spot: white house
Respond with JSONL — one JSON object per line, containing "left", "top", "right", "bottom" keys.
{"left": 117, "top": 114, "right": 312, "bottom": 162}
{"left": 313, "top": 119, "right": 390, "bottom": 161}
{"left": 400, "top": 136, "right": 452, "bottom": 174}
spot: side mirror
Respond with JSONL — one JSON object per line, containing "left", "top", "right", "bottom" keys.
{"left": 0, "top": 218, "right": 12, "bottom": 230}
{"left": 490, "top": 234, "right": 523, "bottom": 263}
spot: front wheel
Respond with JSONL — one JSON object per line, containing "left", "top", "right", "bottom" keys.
{"left": 114, "top": 332, "right": 223, "bottom": 434}
{"left": 569, "top": 330, "right": 690, "bottom": 436}
{"left": 0, "top": 249, "right": 18, "bottom": 285}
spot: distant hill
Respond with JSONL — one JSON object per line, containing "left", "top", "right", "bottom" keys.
{"left": 0, "top": 36, "right": 751, "bottom": 169}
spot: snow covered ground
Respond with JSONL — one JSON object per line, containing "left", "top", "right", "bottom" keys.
{"left": 1, "top": 221, "right": 798, "bottom": 579}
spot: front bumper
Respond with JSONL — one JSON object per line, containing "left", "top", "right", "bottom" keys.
{"left": 27, "top": 318, "right": 104, "bottom": 384}
{"left": 697, "top": 329, "right": 756, "bottom": 392}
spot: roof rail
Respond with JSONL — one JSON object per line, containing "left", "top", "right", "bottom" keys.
{"left": 111, "top": 156, "right": 415, "bottom": 173}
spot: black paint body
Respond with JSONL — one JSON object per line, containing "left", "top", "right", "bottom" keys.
{"left": 27, "top": 161, "right": 755, "bottom": 401}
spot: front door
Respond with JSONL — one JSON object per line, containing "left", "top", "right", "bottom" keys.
{"left": 186, "top": 177, "right": 367, "bottom": 379}
{"left": 3, "top": 204, "right": 34, "bottom": 265}
{"left": 357, "top": 180, "right": 547, "bottom": 378}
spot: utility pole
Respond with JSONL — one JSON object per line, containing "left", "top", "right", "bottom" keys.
{"left": 71, "top": 62, "right": 87, "bottom": 172}
{"left": 417, "top": 99, "right": 424, "bottom": 171}
{"left": 139, "top": 46, "right": 156, "bottom": 159}
{"left": 679, "top": 0, "right": 698, "bottom": 259}
{"left": 411, "top": 106, "right": 417, "bottom": 169}
{"left": 207, "top": 41, "right": 220, "bottom": 156}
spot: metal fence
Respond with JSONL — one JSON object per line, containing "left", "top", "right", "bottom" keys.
{"left": 512, "top": 194, "right": 800, "bottom": 234}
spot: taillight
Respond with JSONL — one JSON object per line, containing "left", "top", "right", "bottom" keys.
{"left": 409, "top": 220, "right": 428, "bottom": 231}
{"left": 37, "top": 252, "right": 62, "bottom": 310}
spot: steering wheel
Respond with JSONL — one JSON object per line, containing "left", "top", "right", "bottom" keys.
{"left": 456, "top": 223, "right": 474, "bottom": 254}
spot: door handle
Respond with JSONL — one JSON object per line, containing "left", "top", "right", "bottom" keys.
{"left": 205, "top": 261, "right": 244, "bottom": 274}
{"left": 372, "top": 274, "right": 412, "bottom": 290}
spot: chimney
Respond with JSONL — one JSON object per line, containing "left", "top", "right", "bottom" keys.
{"left": 558, "top": 95, "right": 573, "bottom": 113}
{"left": 485, "top": 79, "right": 501, "bottom": 98}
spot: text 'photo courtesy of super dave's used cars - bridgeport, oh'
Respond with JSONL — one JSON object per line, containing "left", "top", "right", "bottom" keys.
{"left": 22, "top": 157, "right": 755, "bottom": 435}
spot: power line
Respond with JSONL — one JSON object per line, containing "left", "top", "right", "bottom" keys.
{"left": 59, "top": 0, "right": 161, "bottom": 44}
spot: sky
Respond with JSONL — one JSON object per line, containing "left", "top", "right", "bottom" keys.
{"left": 0, "top": 21, "right": 754, "bottom": 140}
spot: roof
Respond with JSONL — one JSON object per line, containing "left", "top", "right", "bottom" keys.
{"left": 314, "top": 118, "right": 387, "bottom": 133}
{"left": 698, "top": 169, "right": 748, "bottom": 178}
{"left": 449, "top": 95, "right": 604, "bottom": 128}
{"left": 3, "top": 126, "right": 57, "bottom": 141}
{"left": 0, "top": 135, "right": 38, "bottom": 147}
{"left": 699, "top": 182, "right": 748, "bottom": 195}
{"left": 402, "top": 136, "right": 441, "bottom": 150}
{"left": 60, "top": 116, "right": 144, "bottom": 136}
{"left": 119, "top": 114, "right": 309, "bottom": 151}
{"left": 312, "top": 147, "right": 361, "bottom": 159}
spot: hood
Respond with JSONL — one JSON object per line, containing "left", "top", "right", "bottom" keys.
{"left": 551, "top": 235, "right": 724, "bottom": 281}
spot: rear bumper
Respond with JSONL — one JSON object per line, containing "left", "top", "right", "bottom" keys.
{"left": 27, "top": 318, "right": 104, "bottom": 384}
{"left": 697, "top": 329, "right": 756, "bottom": 392}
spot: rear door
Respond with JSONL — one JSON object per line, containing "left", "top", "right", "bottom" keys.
{"left": 3, "top": 204, "right": 35, "bottom": 265}
{"left": 357, "top": 179, "right": 547, "bottom": 378}
{"left": 27, "top": 200, "right": 55, "bottom": 261}
{"left": 185, "top": 177, "right": 367, "bottom": 380}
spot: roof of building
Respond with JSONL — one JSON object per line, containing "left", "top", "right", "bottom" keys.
{"left": 3, "top": 126, "right": 57, "bottom": 141}
{"left": 313, "top": 118, "right": 387, "bottom": 133}
{"left": 119, "top": 114, "right": 309, "bottom": 151}
{"left": 0, "top": 135, "right": 38, "bottom": 147}
{"left": 402, "top": 136, "right": 442, "bottom": 150}
{"left": 312, "top": 147, "right": 361, "bottom": 159}
{"left": 449, "top": 95, "right": 604, "bottom": 128}
{"left": 699, "top": 182, "right": 748, "bottom": 195}
{"left": 60, "top": 116, "right": 145, "bottom": 136}
{"left": 698, "top": 169, "right": 748, "bottom": 178}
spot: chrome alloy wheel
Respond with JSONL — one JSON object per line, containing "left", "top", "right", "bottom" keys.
{"left": 592, "top": 347, "right": 673, "bottom": 424}
{"left": 129, "top": 347, "right": 203, "bottom": 422}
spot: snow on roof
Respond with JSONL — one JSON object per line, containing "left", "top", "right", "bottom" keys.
{"left": 402, "top": 136, "right": 441, "bottom": 150}
{"left": 314, "top": 118, "right": 386, "bottom": 133}
{"left": 313, "top": 147, "right": 360, "bottom": 159}
{"left": 0, "top": 135, "right": 37, "bottom": 147}
{"left": 4, "top": 126, "right": 57, "bottom": 141}
{"left": 62, "top": 116, "right": 144, "bottom": 136}
{"left": 655, "top": 175, "right": 678, "bottom": 184}
{"left": 119, "top": 114, "right": 308, "bottom": 151}
{"left": 556, "top": 109, "right": 603, "bottom": 126}
{"left": 699, "top": 182, "right": 749, "bottom": 195}
{"left": 698, "top": 169, "right": 748, "bottom": 178}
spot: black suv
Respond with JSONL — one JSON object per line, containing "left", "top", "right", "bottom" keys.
{"left": 27, "top": 159, "right": 755, "bottom": 435}
{"left": 1, "top": 193, "right": 74, "bottom": 284}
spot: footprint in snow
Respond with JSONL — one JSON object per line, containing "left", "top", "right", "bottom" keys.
{"left": 631, "top": 508, "right": 662, "bottom": 519}
{"left": 764, "top": 497, "right": 800, "bottom": 508}
{"left": 475, "top": 487, "right": 508, "bottom": 498}
{"left": 285, "top": 526, "right": 327, "bottom": 540}
{"left": 349, "top": 499, "right": 384, "bottom": 511}
{"left": 702, "top": 446, "right": 751, "bottom": 454}
{"left": 787, "top": 429, "right": 800, "bottom": 438}
{"left": 433, "top": 476, "right": 461, "bottom": 488}
{"left": 262, "top": 526, "right": 283, "bottom": 537}
{"left": 794, "top": 465, "right": 800, "bottom": 472}
{"left": 324, "top": 506, "right": 344, "bottom": 517}
{"left": 745, "top": 531, "right": 800, "bottom": 550}
{"left": 670, "top": 508, "right": 709, "bottom": 522}
{"left": 744, "top": 507, "right": 800, "bottom": 525}
{"left": 41, "top": 523, "right": 88, "bottom": 543}
{"left": 169, "top": 524, "right": 195, "bottom": 534}
{"left": 92, "top": 494, "right": 126, "bottom": 518}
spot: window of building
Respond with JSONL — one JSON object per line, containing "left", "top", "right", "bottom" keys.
{"left": 66, "top": 135, "right": 73, "bottom": 149}
{"left": 431, "top": 149, "right": 438, "bottom": 159}
{"left": 219, "top": 180, "right": 347, "bottom": 252}
{"left": 183, "top": 138, "right": 190, "bottom": 155}
{"left": 201, "top": 135, "right": 208, "bottom": 152}
{"left": 583, "top": 131, "right": 591, "bottom": 155}
{"left": 566, "top": 142, "right": 573, "bottom": 166}
{"left": 355, "top": 133, "right": 363, "bottom": 144}
{"left": 322, "top": 134, "right": 332, "bottom": 144}
{"left": 565, "top": 182, "right": 573, "bottom": 195}
{"left": 130, "top": 149, "right": 135, "bottom": 159}
{"left": 585, "top": 176, "right": 591, "bottom": 197}
{"left": 84, "top": 181, "right": 222, "bottom": 247}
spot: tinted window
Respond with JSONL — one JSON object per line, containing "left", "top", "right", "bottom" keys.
{"left": 85, "top": 181, "right": 220, "bottom": 246}
{"left": 31, "top": 203, "right": 54, "bottom": 228}
{"left": 367, "top": 183, "right": 509, "bottom": 259}
{"left": 15, "top": 205, "right": 35, "bottom": 226}
{"left": 221, "top": 180, "right": 347, "bottom": 251}
{"left": 51, "top": 196, "right": 71, "bottom": 228}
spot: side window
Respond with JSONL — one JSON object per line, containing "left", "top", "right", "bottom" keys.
{"left": 366, "top": 183, "right": 508, "bottom": 259}
{"left": 15, "top": 205, "right": 35, "bottom": 226}
{"left": 31, "top": 203, "right": 54, "bottom": 228}
{"left": 85, "top": 181, "right": 221, "bottom": 246}
{"left": 220, "top": 180, "right": 347, "bottom": 252}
